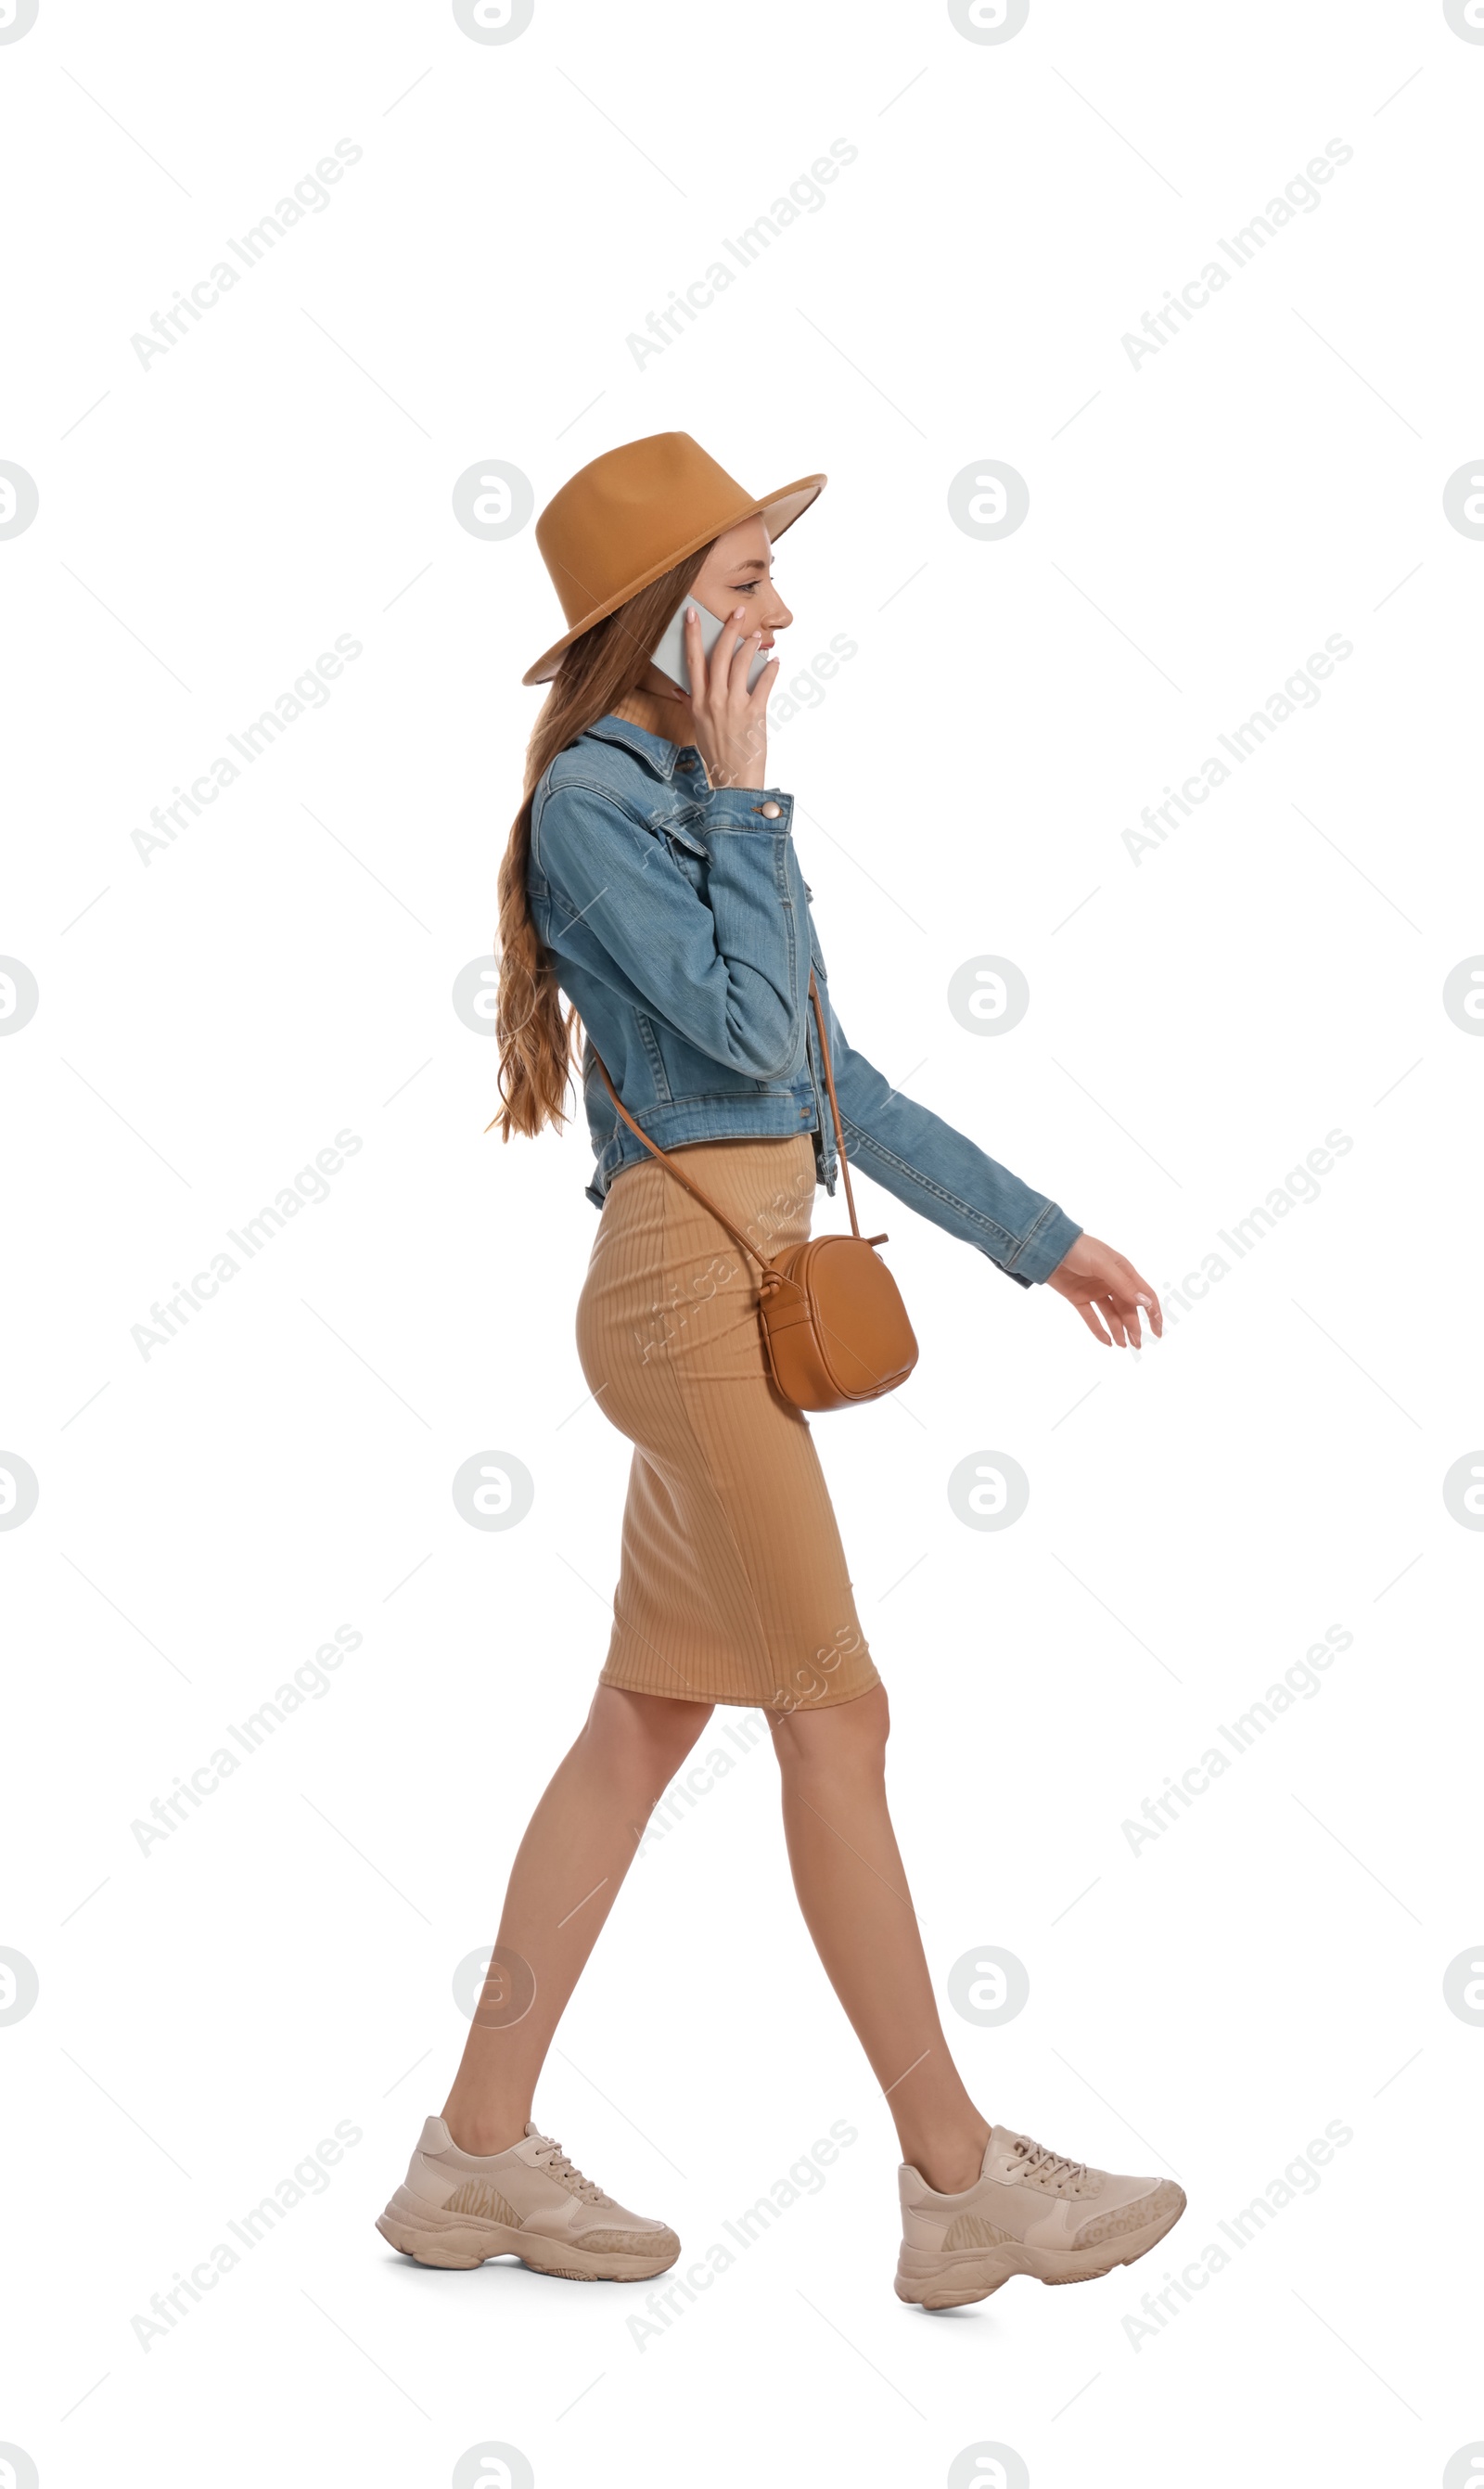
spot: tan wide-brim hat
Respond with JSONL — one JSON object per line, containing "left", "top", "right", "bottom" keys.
{"left": 522, "top": 430, "right": 825, "bottom": 686}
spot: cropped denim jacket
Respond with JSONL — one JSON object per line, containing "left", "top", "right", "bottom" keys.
{"left": 526, "top": 713, "right": 1081, "bottom": 1287}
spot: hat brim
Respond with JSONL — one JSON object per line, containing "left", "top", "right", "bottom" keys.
{"left": 519, "top": 471, "right": 826, "bottom": 686}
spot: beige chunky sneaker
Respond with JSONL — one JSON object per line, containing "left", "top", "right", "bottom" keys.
{"left": 377, "top": 2116, "right": 681, "bottom": 2282}
{"left": 895, "top": 2123, "right": 1185, "bottom": 2309}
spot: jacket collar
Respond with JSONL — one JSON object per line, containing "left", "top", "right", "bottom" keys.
{"left": 582, "top": 711, "right": 696, "bottom": 782}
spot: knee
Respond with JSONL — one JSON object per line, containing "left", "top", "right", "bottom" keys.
{"left": 773, "top": 1685, "right": 890, "bottom": 1787}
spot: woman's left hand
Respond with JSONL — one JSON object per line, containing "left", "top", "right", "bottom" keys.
{"left": 1046, "top": 1233, "right": 1162, "bottom": 1348}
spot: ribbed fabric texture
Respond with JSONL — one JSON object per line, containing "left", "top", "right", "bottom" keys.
{"left": 575, "top": 1133, "right": 881, "bottom": 1713}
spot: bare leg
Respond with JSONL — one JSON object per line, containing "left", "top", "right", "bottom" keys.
{"left": 441, "top": 1685, "right": 713, "bottom": 2153}
{"left": 771, "top": 1687, "right": 991, "bottom": 2195}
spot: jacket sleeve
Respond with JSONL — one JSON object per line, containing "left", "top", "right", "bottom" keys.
{"left": 532, "top": 776, "right": 812, "bottom": 1081}
{"left": 825, "top": 1006, "right": 1082, "bottom": 1288}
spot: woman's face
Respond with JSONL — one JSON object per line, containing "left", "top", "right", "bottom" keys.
{"left": 683, "top": 515, "right": 794, "bottom": 660}
{"left": 652, "top": 512, "right": 791, "bottom": 682}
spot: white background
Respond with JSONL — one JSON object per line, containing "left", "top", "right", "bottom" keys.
{"left": 3, "top": 1, "right": 1482, "bottom": 2483}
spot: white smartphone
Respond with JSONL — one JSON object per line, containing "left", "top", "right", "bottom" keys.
{"left": 649, "top": 588, "right": 774, "bottom": 697}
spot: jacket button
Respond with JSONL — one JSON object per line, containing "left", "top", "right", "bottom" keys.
{"left": 758, "top": 800, "right": 782, "bottom": 818}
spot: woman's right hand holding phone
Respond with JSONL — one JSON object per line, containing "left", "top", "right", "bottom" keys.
{"left": 685, "top": 603, "right": 779, "bottom": 791}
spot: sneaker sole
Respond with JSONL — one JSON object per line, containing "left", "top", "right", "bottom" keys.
{"left": 894, "top": 2185, "right": 1186, "bottom": 2310}
{"left": 375, "top": 2187, "right": 680, "bottom": 2283}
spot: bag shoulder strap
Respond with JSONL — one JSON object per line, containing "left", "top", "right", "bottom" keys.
{"left": 587, "top": 974, "right": 860, "bottom": 1279}
{"left": 809, "top": 973, "right": 863, "bottom": 1238}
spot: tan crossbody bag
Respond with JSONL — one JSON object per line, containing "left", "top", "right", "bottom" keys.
{"left": 589, "top": 975, "right": 919, "bottom": 1414}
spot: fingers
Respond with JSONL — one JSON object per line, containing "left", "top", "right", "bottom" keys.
{"left": 746, "top": 645, "right": 777, "bottom": 708}
{"left": 1099, "top": 1294, "right": 1130, "bottom": 1349}
{"left": 1055, "top": 1236, "right": 1164, "bottom": 1350}
{"left": 707, "top": 605, "right": 749, "bottom": 703}
{"left": 1096, "top": 1246, "right": 1164, "bottom": 1347}
{"left": 726, "top": 618, "right": 764, "bottom": 699}
{"left": 1110, "top": 1253, "right": 1161, "bottom": 1337}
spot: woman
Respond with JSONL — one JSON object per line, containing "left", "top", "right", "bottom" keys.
{"left": 376, "top": 432, "right": 1185, "bottom": 2309}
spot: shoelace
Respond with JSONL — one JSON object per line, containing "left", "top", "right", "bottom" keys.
{"left": 1014, "top": 2134, "right": 1090, "bottom": 2190}
{"left": 530, "top": 2133, "right": 606, "bottom": 2203}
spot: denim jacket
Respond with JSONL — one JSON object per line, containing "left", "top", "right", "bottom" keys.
{"left": 527, "top": 713, "right": 1081, "bottom": 1287}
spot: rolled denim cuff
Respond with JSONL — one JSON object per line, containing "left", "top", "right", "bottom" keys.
{"left": 693, "top": 786, "right": 795, "bottom": 832}
{"left": 1001, "top": 1204, "right": 1083, "bottom": 1288}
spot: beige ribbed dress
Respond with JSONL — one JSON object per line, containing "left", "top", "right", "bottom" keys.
{"left": 575, "top": 1132, "right": 881, "bottom": 1713}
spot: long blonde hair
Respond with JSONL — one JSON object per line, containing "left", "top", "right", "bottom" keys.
{"left": 489, "top": 544, "right": 710, "bottom": 1140}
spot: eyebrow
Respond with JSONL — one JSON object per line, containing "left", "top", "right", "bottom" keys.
{"left": 728, "top": 558, "right": 771, "bottom": 575}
